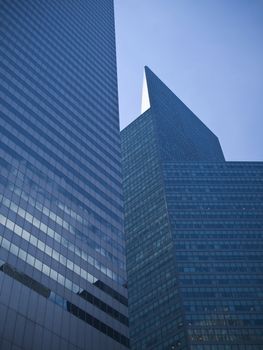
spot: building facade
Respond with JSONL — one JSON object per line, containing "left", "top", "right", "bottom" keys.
{"left": 0, "top": 1, "right": 129, "bottom": 349}
{"left": 121, "top": 67, "right": 263, "bottom": 350}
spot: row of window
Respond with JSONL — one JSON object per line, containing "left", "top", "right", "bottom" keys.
{"left": 166, "top": 178, "right": 263, "bottom": 185}
{"left": 171, "top": 222, "right": 263, "bottom": 230}
{"left": 174, "top": 232, "right": 263, "bottom": 239}
{"left": 189, "top": 345, "right": 262, "bottom": 350}
{"left": 163, "top": 161, "right": 263, "bottom": 172}
{"left": 167, "top": 193, "right": 263, "bottom": 203}
{"left": 179, "top": 264, "right": 262, "bottom": 274}
{"left": 182, "top": 291, "right": 262, "bottom": 299}
{"left": 171, "top": 213, "right": 262, "bottom": 220}
{"left": 185, "top": 305, "right": 262, "bottom": 313}
{"left": 175, "top": 242, "right": 263, "bottom": 250}
{"left": 186, "top": 318, "right": 263, "bottom": 327}
{"left": 189, "top": 330, "right": 263, "bottom": 343}
{"left": 175, "top": 251, "right": 263, "bottom": 261}
{"left": 170, "top": 203, "right": 263, "bottom": 210}
{"left": 180, "top": 279, "right": 263, "bottom": 287}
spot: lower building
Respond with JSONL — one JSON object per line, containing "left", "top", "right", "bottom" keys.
{"left": 121, "top": 67, "right": 263, "bottom": 349}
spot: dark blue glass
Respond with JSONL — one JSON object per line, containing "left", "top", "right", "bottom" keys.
{"left": 0, "top": 1, "right": 129, "bottom": 349}
{"left": 121, "top": 67, "right": 263, "bottom": 350}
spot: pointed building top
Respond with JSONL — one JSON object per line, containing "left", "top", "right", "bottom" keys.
{"left": 142, "top": 66, "right": 181, "bottom": 111}
{"left": 139, "top": 65, "right": 225, "bottom": 162}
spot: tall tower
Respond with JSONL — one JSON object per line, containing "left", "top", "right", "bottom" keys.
{"left": 121, "top": 67, "right": 263, "bottom": 349}
{"left": 0, "top": 1, "right": 129, "bottom": 349}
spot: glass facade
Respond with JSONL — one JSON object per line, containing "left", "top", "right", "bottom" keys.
{"left": 0, "top": 1, "right": 129, "bottom": 349}
{"left": 121, "top": 67, "right": 263, "bottom": 349}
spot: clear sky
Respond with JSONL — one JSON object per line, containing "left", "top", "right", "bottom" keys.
{"left": 115, "top": 0, "right": 263, "bottom": 161}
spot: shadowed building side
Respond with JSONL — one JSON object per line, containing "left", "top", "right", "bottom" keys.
{"left": 121, "top": 67, "right": 263, "bottom": 350}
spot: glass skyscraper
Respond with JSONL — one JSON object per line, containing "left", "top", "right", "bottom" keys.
{"left": 121, "top": 67, "right": 263, "bottom": 349}
{"left": 0, "top": 1, "right": 129, "bottom": 349}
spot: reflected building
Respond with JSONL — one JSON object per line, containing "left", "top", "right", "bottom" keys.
{"left": 0, "top": 1, "right": 129, "bottom": 349}
{"left": 121, "top": 66, "right": 263, "bottom": 349}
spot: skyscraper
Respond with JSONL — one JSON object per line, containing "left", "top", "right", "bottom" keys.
{"left": 0, "top": 1, "right": 129, "bottom": 349}
{"left": 121, "top": 67, "right": 263, "bottom": 349}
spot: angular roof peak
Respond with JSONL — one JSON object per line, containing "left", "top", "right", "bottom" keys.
{"left": 139, "top": 65, "right": 225, "bottom": 161}
{"left": 141, "top": 66, "right": 176, "bottom": 112}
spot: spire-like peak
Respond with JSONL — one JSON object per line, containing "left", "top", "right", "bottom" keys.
{"left": 141, "top": 68, "right": 150, "bottom": 113}
{"left": 142, "top": 66, "right": 176, "bottom": 111}
{"left": 138, "top": 65, "right": 225, "bottom": 161}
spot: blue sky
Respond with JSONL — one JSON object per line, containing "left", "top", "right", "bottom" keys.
{"left": 115, "top": 0, "right": 263, "bottom": 160}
